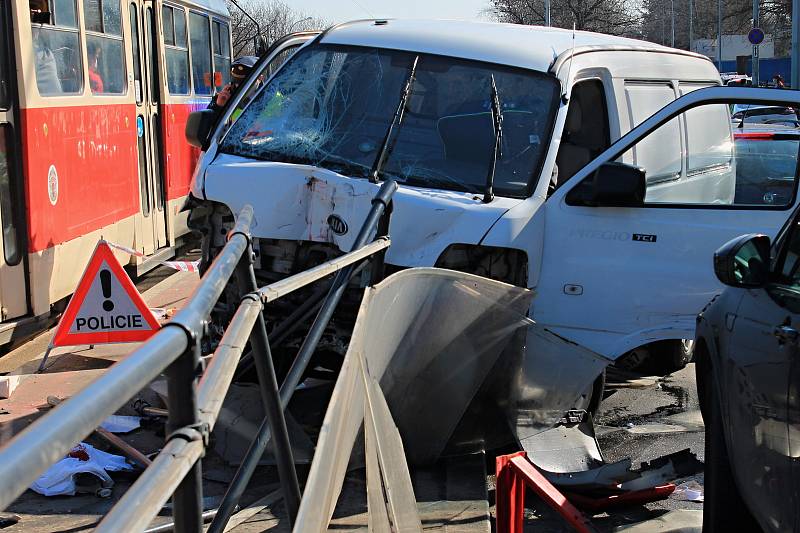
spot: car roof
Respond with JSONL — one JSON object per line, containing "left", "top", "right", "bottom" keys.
{"left": 734, "top": 123, "right": 800, "bottom": 135}
{"left": 320, "top": 19, "right": 690, "bottom": 72}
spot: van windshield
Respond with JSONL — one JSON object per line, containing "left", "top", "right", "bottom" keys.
{"left": 220, "top": 44, "right": 560, "bottom": 198}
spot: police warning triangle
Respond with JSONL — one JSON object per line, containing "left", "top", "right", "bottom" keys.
{"left": 52, "top": 241, "right": 160, "bottom": 347}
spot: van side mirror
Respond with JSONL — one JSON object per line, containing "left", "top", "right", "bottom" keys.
{"left": 713, "top": 233, "right": 770, "bottom": 288}
{"left": 566, "top": 162, "right": 646, "bottom": 207}
{"left": 185, "top": 109, "right": 217, "bottom": 149}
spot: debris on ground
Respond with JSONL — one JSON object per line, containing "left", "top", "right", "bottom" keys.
{"left": 0, "top": 376, "right": 22, "bottom": 399}
{"left": 99, "top": 415, "right": 141, "bottom": 434}
{"left": 0, "top": 512, "right": 20, "bottom": 528}
{"left": 30, "top": 443, "right": 132, "bottom": 497}
{"left": 670, "top": 480, "right": 704, "bottom": 502}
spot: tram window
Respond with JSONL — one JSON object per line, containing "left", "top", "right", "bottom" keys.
{"left": 83, "top": 0, "right": 120, "bottom": 34}
{"left": 0, "top": 125, "right": 20, "bottom": 265}
{"left": 0, "top": 4, "right": 10, "bottom": 109}
{"left": 162, "top": 5, "right": 174, "bottom": 45}
{"left": 212, "top": 20, "right": 230, "bottom": 88}
{"left": 31, "top": 0, "right": 82, "bottom": 95}
{"left": 175, "top": 9, "right": 186, "bottom": 45}
{"left": 189, "top": 12, "right": 212, "bottom": 95}
{"left": 86, "top": 36, "right": 125, "bottom": 93}
{"left": 163, "top": 5, "right": 188, "bottom": 95}
{"left": 83, "top": 0, "right": 125, "bottom": 94}
{"left": 129, "top": 3, "right": 142, "bottom": 103}
{"left": 52, "top": 0, "right": 78, "bottom": 27}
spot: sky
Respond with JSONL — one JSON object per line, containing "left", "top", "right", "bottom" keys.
{"left": 287, "top": 0, "right": 489, "bottom": 24}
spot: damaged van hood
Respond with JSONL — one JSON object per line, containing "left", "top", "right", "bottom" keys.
{"left": 203, "top": 155, "right": 522, "bottom": 267}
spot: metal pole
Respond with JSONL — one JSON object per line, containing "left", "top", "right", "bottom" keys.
{"left": 165, "top": 342, "right": 203, "bottom": 533}
{"left": 753, "top": 0, "right": 760, "bottom": 86}
{"left": 688, "top": 0, "right": 693, "bottom": 52}
{"left": 671, "top": 0, "right": 675, "bottom": 47}
{"left": 545, "top": 0, "right": 551, "bottom": 26}
{"left": 207, "top": 180, "right": 398, "bottom": 533}
{"left": 235, "top": 248, "right": 302, "bottom": 521}
{"left": 793, "top": 0, "right": 800, "bottom": 88}
{"left": 718, "top": 0, "right": 723, "bottom": 70}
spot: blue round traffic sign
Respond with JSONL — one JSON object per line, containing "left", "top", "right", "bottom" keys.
{"left": 749, "top": 28, "right": 765, "bottom": 45}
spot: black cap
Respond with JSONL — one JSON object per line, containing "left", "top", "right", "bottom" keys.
{"left": 231, "top": 56, "right": 258, "bottom": 81}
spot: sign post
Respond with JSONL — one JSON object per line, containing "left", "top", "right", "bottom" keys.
{"left": 749, "top": 27, "right": 764, "bottom": 86}
{"left": 38, "top": 241, "right": 160, "bottom": 371}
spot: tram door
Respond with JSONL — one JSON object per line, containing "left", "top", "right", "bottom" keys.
{"left": 0, "top": 0, "right": 28, "bottom": 323}
{"left": 130, "top": 0, "right": 167, "bottom": 255}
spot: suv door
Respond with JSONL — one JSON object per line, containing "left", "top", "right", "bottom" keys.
{"left": 724, "top": 215, "right": 800, "bottom": 531}
{"left": 536, "top": 87, "right": 800, "bottom": 360}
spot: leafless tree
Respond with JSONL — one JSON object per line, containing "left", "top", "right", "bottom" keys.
{"left": 227, "top": 0, "right": 327, "bottom": 57}
{"left": 641, "top": 0, "right": 792, "bottom": 55}
{"left": 486, "top": 0, "right": 642, "bottom": 37}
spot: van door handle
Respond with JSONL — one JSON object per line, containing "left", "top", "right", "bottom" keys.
{"left": 773, "top": 325, "right": 799, "bottom": 343}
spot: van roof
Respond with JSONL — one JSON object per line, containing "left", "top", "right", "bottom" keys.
{"left": 321, "top": 19, "right": 699, "bottom": 72}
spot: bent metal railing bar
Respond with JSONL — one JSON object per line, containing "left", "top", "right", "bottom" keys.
{"left": 101, "top": 186, "right": 394, "bottom": 531}
{"left": 96, "top": 238, "right": 389, "bottom": 532}
{"left": 207, "top": 178, "right": 398, "bottom": 533}
{"left": 0, "top": 205, "right": 254, "bottom": 515}
{"left": 0, "top": 183, "right": 394, "bottom": 533}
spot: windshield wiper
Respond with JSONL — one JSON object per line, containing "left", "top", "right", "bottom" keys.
{"left": 483, "top": 74, "right": 503, "bottom": 203}
{"left": 369, "top": 55, "right": 420, "bottom": 183}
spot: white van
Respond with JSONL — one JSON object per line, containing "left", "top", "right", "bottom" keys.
{"left": 187, "top": 20, "right": 800, "bottom": 386}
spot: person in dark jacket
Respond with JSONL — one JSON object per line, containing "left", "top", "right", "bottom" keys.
{"left": 208, "top": 56, "right": 259, "bottom": 120}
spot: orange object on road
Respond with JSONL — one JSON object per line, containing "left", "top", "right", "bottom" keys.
{"left": 495, "top": 451, "right": 598, "bottom": 533}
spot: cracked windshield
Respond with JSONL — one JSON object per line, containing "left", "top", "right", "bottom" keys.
{"left": 220, "top": 44, "right": 559, "bottom": 197}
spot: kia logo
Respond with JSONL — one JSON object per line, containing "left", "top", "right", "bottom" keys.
{"left": 327, "top": 214, "right": 348, "bottom": 235}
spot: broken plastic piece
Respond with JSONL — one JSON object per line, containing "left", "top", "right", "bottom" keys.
{"left": 100, "top": 415, "right": 141, "bottom": 434}
{"left": 565, "top": 484, "right": 676, "bottom": 512}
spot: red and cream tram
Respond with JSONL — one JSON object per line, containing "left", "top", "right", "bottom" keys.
{"left": 0, "top": 0, "right": 231, "bottom": 344}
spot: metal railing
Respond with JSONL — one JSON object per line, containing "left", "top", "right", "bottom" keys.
{"left": 0, "top": 180, "right": 398, "bottom": 532}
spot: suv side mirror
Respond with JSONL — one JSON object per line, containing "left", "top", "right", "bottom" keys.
{"left": 714, "top": 233, "right": 770, "bottom": 288}
{"left": 566, "top": 162, "right": 646, "bottom": 207}
{"left": 185, "top": 109, "right": 217, "bottom": 149}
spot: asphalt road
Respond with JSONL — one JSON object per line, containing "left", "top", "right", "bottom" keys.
{"left": 522, "top": 362, "right": 705, "bottom": 531}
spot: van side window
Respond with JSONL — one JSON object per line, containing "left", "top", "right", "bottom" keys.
{"left": 189, "top": 12, "right": 212, "bottom": 95}
{"left": 600, "top": 99, "right": 796, "bottom": 208}
{"left": 680, "top": 84, "right": 730, "bottom": 175}
{"left": 31, "top": 0, "right": 83, "bottom": 95}
{"left": 624, "top": 83, "right": 682, "bottom": 184}
{"left": 553, "top": 79, "right": 610, "bottom": 188}
{"left": 83, "top": 0, "right": 126, "bottom": 94}
{"left": 163, "top": 4, "right": 189, "bottom": 94}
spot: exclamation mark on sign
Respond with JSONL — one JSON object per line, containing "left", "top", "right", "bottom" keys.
{"left": 100, "top": 270, "right": 114, "bottom": 312}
